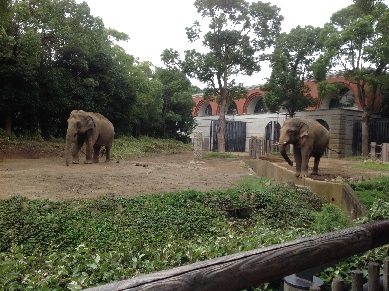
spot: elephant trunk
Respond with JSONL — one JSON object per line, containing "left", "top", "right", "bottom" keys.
{"left": 279, "top": 143, "right": 293, "bottom": 166}
{"left": 65, "top": 128, "right": 76, "bottom": 166}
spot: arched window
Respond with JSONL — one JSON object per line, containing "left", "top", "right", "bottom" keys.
{"left": 329, "top": 88, "right": 356, "bottom": 108}
{"left": 205, "top": 104, "right": 212, "bottom": 116}
{"left": 227, "top": 102, "right": 238, "bottom": 115}
{"left": 316, "top": 119, "right": 329, "bottom": 130}
{"left": 254, "top": 99, "right": 267, "bottom": 114}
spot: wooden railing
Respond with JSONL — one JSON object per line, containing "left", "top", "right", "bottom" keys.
{"left": 84, "top": 220, "right": 389, "bottom": 291}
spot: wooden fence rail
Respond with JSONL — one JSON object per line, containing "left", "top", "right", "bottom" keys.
{"left": 84, "top": 220, "right": 389, "bottom": 291}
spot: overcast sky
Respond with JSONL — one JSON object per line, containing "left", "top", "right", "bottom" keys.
{"left": 77, "top": 0, "right": 373, "bottom": 87}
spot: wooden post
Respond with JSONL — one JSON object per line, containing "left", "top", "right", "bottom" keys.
{"left": 382, "top": 143, "right": 389, "bottom": 162}
{"left": 193, "top": 132, "right": 203, "bottom": 161}
{"left": 384, "top": 258, "right": 389, "bottom": 291}
{"left": 368, "top": 262, "right": 380, "bottom": 291}
{"left": 253, "top": 137, "right": 258, "bottom": 158}
{"left": 370, "top": 142, "right": 377, "bottom": 160}
{"left": 351, "top": 270, "right": 364, "bottom": 291}
{"left": 331, "top": 278, "right": 345, "bottom": 291}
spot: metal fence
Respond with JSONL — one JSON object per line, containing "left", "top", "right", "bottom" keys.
{"left": 210, "top": 120, "right": 246, "bottom": 152}
{"left": 352, "top": 119, "right": 389, "bottom": 155}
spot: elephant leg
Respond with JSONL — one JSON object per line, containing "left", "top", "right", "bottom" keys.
{"left": 300, "top": 148, "right": 311, "bottom": 177}
{"left": 105, "top": 145, "right": 111, "bottom": 162}
{"left": 311, "top": 155, "right": 321, "bottom": 175}
{"left": 84, "top": 138, "right": 93, "bottom": 164}
{"left": 293, "top": 146, "right": 302, "bottom": 177}
{"left": 93, "top": 144, "right": 101, "bottom": 163}
{"left": 72, "top": 137, "right": 84, "bottom": 164}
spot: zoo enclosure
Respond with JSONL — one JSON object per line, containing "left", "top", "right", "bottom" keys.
{"left": 85, "top": 220, "right": 389, "bottom": 291}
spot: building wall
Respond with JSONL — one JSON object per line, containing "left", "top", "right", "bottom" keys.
{"left": 294, "top": 109, "right": 362, "bottom": 158}
{"left": 193, "top": 108, "right": 365, "bottom": 157}
{"left": 192, "top": 76, "right": 382, "bottom": 156}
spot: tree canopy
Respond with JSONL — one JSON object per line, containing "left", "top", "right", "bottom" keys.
{"left": 262, "top": 25, "right": 321, "bottom": 117}
{"left": 0, "top": 0, "right": 195, "bottom": 140}
{"left": 316, "top": 0, "right": 389, "bottom": 156}
{"left": 162, "top": 0, "right": 283, "bottom": 151}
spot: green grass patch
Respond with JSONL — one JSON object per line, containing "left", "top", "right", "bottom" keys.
{"left": 203, "top": 152, "right": 237, "bottom": 159}
{"left": 349, "top": 175, "right": 389, "bottom": 208}
{"left": 0, "top": 132, "right": 193, "bottom": 159}
{"left": 352, "top": 161, "right": 389, "bottom": 171}
{"left": 111, "top": 136, "right": 193, "bottom": 159}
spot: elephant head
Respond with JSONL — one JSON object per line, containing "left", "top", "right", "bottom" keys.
{"left": 278, "top": 119, "right": 310, "bottom": 166}
{"left": 65, "top": 110, "right": 96, "bottom": 166}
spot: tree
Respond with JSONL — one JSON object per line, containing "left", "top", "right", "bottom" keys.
{"left": 262, "top": 26, "right": 322, "bottom": 117}
{"left": 162, "top": 0, "right": 283, "bottom": 152}
{"left": 155, "top": 68, "right": 195, "bottom": 141}
{"left": 0, "top": 0, "right": 136, "bottom": 137}
{"left": 317, "top": 0, "right": 389, "bottom": 156}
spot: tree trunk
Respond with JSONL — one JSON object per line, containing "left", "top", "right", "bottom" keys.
{"left": 3, "top": 110, "right": 12, "bottom": 132}
{"left": 361, "top": 110, "right": 371, "bottom": 157}
{"left": 217, "top": 95, "right": 227, "bottom": 153}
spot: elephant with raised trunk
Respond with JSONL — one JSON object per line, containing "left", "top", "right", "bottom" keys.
{"left": 65, "top": 110, "right": 114, "bottom": 166}
{"left": 278, "top": 118, "right": 330, "bottom": 178}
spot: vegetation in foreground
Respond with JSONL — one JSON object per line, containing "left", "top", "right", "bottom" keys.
{"left": 0, "top": 175, "right": 388, "bottom": 290}
{"left": 350, "top": 175, "right": 389, "bottom": 210}
{"left": 0, "top": 136, "right": 388, "bottom": 290}
{"left": 0, "top": 177, "right": 323, "bottom": 290}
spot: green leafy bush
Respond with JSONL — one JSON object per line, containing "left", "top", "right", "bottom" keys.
{"left": 313, "top": 204, "right": 352, "bottom": 233}
{"left": 0, "top": 177, "right": 385, "bottom": 290}
{"left": 0, "top": 178, "right": 326, "bottom": 289}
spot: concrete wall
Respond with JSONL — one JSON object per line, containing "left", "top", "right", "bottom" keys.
{"left": 246, "top": 159, "right": 367, "bottom": 219}
{"left": 192, "top": 108, "right": 364, "bottom": 157}
{"left": 294, "top": 109, "right": 363, "bottom": 158}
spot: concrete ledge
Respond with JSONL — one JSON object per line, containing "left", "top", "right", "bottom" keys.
{"left": 246, "top": 159, "right": 367, "bottom": 219}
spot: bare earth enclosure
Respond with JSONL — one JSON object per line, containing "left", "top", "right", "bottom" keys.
{"left": 0, "top": 144, "right": 387, "bottom": 201}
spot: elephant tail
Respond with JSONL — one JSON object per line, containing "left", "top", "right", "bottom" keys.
{"left": 327, "top": 147, "right": 342, "bottom": 154}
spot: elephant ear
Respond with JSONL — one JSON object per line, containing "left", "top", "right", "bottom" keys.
{"left": 299, "top": 122, "right": 310, "bottom": 145}
{"left": 77, "top": 115, "right": 96, "bottom": 131}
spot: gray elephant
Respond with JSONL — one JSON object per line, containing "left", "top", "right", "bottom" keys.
{"left": 277, "top": 118, "right": 330, "bottom": 177}
{"left": 65, "top": 110, "right": 114, "bottom": 166}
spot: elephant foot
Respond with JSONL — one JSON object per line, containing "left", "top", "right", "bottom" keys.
{"left": 84, "top": 160, "right": 93, "bottom": 164}
{"left": 310, "top": 171, "right": 318, "bottom": 175}
{"left": 297, "top": 171, "right": 308, "bottom": 178}
{"left": 93, "top": 159, "right": 100, "bottom": 163}
{"left": 72, "top": 160, "right": 80, "bottom": 164}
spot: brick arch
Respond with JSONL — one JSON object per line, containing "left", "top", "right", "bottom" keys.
{"left": 243, "top": 92, "right": 263, "bottom": 114}
{"left": 193, "top": 99, "right": 214, "bottom": 117}
{"left": 192, "top": 99, "right": 204, "bottom": 117}
{"left": 216, "top": 103, "right": 221, "bottom": 115}
{"left": 316, "top": 77, "right": 362, "bottom": 110}
{"left": 215, "top": 101, "right": 238, "bottom": 115}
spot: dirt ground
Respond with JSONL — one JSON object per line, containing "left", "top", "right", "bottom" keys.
{"left": 0, "top": 144, "right": 387, "bottom": 201}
